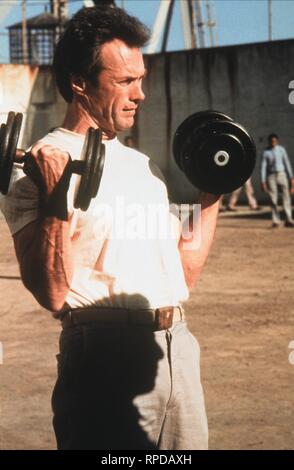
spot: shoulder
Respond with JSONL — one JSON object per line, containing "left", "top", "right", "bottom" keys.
{"left": 33, "top": 128, "right": 84, "bottom": 159}
{"left": 27, "top": 129, "right": 63, "bottom": 148}
{"left": 116, "top": 140, "right": 166, "bottom": 184}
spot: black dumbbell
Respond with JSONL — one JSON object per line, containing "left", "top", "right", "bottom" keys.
{"left": 173, "top": 110, "right": 256, "bottom": 194}
{"left": 0, "top": 112, "right": 105, "bottom": 211}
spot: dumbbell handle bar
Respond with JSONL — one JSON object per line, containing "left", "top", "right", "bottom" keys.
{"left": 15, "top": 149, "right": 84, "bottom": 175}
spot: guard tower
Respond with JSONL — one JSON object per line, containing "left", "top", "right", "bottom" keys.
{"left": 8, "top": 1, "right": 69, "bottom": 65}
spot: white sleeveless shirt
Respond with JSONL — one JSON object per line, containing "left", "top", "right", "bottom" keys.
{"left": 0, "top": 128, "right": 189, "bottom": 310}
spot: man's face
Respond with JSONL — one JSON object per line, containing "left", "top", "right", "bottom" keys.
{"left": 84, "top": 39, "right": 146, "bottom": 134}
{"left": 270, "top": 137, "right": 278, "bottom": 148}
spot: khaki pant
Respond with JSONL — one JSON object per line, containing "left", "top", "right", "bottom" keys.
{"left": 267, "top": 171, "right": 293, "bottom": 224}
{"left": 228, "top": 178, "right": 258, "bottom": 209}
{"left": 52, "top": 318, "right": 208, "bottom": 450}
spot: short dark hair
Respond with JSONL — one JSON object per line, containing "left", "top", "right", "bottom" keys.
{"left": 268, "top": 133, "right": 279, "bottom": 141}
{"left": 53, "top": 6, "right": 150, "bottom": 103}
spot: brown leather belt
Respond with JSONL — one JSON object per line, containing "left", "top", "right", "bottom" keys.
{"left": 60, "top": 305, "right": 185, "bottom": 331}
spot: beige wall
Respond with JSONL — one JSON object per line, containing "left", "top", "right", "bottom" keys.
{"left": 0, "top": 64, "right": 66, "bottom": 150}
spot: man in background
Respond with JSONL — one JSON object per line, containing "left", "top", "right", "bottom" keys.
{"left": 226, "top": 178, "right": 260, "bottom": 212}
{"left": 261, "top": 134, "right": 294, "bottom": 228}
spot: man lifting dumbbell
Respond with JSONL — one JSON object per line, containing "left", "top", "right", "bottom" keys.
{"left": 0, "top": 5, "right": 255, "bottom": 450}
{"left": 0, "top": 112, "right": 105, "bottom": 212}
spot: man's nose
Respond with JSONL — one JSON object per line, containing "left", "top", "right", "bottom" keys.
{"left": 131, "top": 81, "right": 145, "bottom": 102}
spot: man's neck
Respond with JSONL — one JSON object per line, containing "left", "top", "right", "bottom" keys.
{"left": 61, "top": 101, "right": 116, "bottom": 140}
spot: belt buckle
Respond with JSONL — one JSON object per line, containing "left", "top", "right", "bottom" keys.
{"left": 154, "top": 306, "right": 174, "bottom": 331}
{"left": 61, "top": 310, "right": 73, "bottom": 328}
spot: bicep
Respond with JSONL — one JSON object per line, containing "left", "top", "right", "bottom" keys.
{"left": 13, "top": 220, "right": 38, "bottom": 266}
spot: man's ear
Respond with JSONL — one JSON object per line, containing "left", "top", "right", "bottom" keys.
{"left": 70, "top": 75, "right": 86, "bottom": 97}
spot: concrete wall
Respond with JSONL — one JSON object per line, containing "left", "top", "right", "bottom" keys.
{"left": 137, "top": 39, "right": 294, "bottom": 202}
{"left": 1, "top": 39, "right": 294, "bottom": 203}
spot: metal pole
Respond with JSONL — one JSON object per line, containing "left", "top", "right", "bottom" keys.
{"left": 268, "top": 0, "right": 272, "bottom": 41}
{"left": 21, "top": 0, "right": 28, "bottom": 64}
{"left": 188, "top": 0, "right": 197, "bottom": 49}
{"left": 195, "top": 0, "right": 206, "bottom": 48}
{"left": 212, "top": 0, "right": 219, "bottom": 46}
{"left": 180, "top": 0, "right": 196, "bottom": 49}
{"left": 50, "top": 0, "right": 58, "bottom": 16}
{"left": 59, "top": 1, "right": 68, "bottom": 18}
{"left": 206, "top": 0, "right": 215, "bottom": 47}
{"left": 146, "top": 0, "right": 172, "bottom": 54}
{"left": 161, "top": 0, "right": 175, "bottom": 53}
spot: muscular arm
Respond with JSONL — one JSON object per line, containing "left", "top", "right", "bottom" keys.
{"left": 13, "top": 218, "right": 73, "bottom": 312}
{"left": 12, "top": 144, "right": 74, "bottom": 312}
{"left": 178, "top": 192, "right": 220, "bottom": 291}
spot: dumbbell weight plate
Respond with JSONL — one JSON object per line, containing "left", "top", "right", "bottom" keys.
{"left": 0, "top": 113, "right": 14, "bottom": 193}
{"left": 173, "top": 111, "right": 233, "bottom": 172}
{"left": 173, "top": 111, "right": 256, "bottom": 194}
{"left": 74, "top": 127, "right": 95, "bottom": 211}
{"left": 0, "top": 123, "right": 8, "bottom": 193}
{"left": 74, "top": 127, "right": 104, "bottom": 211}
{"left": 4, "top": 113, "right": 23, "bottom": 194}
{"left": 0, "top": 112, "right": 23, "bottom": 194}
{"left": 188, "top": 119, "right": 256, "bottom": 194}
{"left": 91, "top": 134, "right": 105, "bottom": 199}
{"left": 84, "top": 128, "right": 105, "bottom": 206}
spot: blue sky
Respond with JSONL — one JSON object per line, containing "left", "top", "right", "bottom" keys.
{"left": 0, "top": 0, "right": 294, "bottom": 62}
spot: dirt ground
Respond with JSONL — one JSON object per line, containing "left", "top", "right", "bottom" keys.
{"left": 0, "top": 208, "right": 293, "bottom": 450}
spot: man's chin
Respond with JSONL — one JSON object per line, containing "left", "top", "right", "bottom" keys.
{"left": 116, "top": 118, "right": 135, "bottom": 132}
